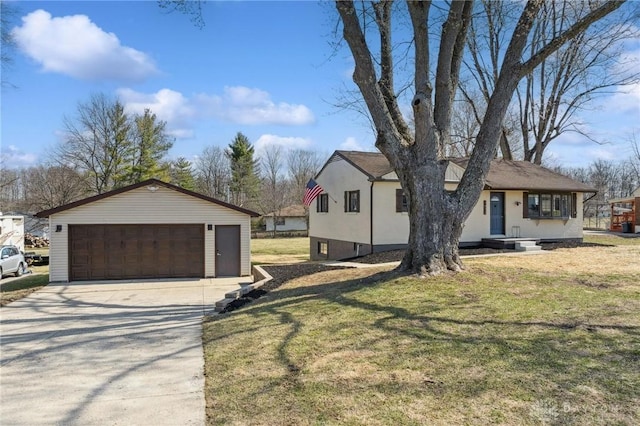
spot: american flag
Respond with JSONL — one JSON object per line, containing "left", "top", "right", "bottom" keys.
{"left": 303, "top": 179, "right": 324, "bottom": 206}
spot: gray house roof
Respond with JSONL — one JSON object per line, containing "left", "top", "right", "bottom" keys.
{"left": 263, "top": 205, "right": 306, "bottom": 218}
{"left": 327, "top": 150, "right": 596, "bottom": 193}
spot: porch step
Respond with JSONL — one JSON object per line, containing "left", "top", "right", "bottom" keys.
{"left": 515, "top": 241, "right": 542, "bottom": 252}
{"left": 482, "top": 237, "right": 540, "bottom": 250}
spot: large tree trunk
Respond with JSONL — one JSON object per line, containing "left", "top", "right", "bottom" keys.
{"left": 396, "top": 160, "right": 467, "bottom": 275}
{"left": 398, "top": 158, "right": 477, "bottom": 276}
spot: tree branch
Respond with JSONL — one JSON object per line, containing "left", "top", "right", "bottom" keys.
{"left": 520, "top": 1, "right": 627, "bottom": 76}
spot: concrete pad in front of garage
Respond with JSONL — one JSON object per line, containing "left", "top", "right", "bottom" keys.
{"left": 0, "top": 277, "right": 251, "bottom": 426}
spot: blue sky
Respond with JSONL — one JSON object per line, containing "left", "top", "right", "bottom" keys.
{"left": 2, "top": 1, "right": 639, "bottom": 170}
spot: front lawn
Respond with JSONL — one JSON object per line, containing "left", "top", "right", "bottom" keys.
{"left": 251, "top": 237, "right": 309, "bottom": 264}
{"left": 203, "top": 236, "right": 640, "bottom": 425}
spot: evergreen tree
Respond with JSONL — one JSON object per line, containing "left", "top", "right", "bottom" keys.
{"left": 128, "top": 109, "right": 173, "bottom": 183}
{"left": 106, "top": 100, "right": 133, "bottom": 190}
{"left": 226, "top": 132, "right": 259, "bottom": 207}
{"left": 170, "top": 157, "right": 195, "bottom": 190}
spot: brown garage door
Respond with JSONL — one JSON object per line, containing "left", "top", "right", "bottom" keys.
{"left": 69, "top": 224, "right": 204, "bottom": 281}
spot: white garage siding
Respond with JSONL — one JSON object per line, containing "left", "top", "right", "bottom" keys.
{"left": 47, "top": 185, "right": 252, "bottom": 282}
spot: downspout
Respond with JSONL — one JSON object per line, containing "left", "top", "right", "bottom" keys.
{"left": 370, "top": 180, "right": 374, "bottom": 254}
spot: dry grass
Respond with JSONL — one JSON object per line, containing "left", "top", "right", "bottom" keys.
{"left": 0, "top": 274, "right": 49, "bottom": 306}
{"left": 203, "top": 234, "right": 640, "bottom": 425}
{"left": 251, "top": 237, "right": 309, "bottom": 264}
{"left": 472, "top": 245, "right": 640, "bottom": 275}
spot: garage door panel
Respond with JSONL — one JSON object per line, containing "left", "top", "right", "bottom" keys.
{"left": 69, "top": 224, "right": 204, "bottom": 281}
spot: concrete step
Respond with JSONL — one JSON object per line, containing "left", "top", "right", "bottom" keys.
{"left": 515, "top": 241, "right": 542, "bottom": 251}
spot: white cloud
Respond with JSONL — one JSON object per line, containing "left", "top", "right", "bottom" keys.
{"left": 584, "top": 147, "right": 617, "bottom": 161}
{"left": 339, "top": 136, "right": 367, "bottom": 151}
{"left": 166, "top": 129, "right": 195, "bottom": 139}
{"left": 607, "top": 81, "right": 640, "bottom": 114}
{"left": 12, "top": 9, "right": 157, "bottom": 82}
{"left": 118, "top": 88, "right": 195, "bottom": 139}
{"left": 255, "top": 134, "right": 312, "bottom": 153}
{"left": 1, "top": 145, "right": 38, "bottom": 168}
{"left": 118, "top": 88, "right": 195, "bottom": 123}
{"left": 195, "top": 86, "right": 315, "bottom": 125}
{"left": 117, "top": 86, "right": 315, "bottom": 139}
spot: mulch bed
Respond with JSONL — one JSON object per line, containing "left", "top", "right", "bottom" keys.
{"left": 218, "top": 240, "right": 609, "bottom": 314}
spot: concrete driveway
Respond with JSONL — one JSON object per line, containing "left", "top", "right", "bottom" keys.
{"left": 0, "top": 277, "right": 250, "bottom": 426}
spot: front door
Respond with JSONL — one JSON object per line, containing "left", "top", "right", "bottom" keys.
{"left": 490, "top": 192, "right": 505, "bottom": 235}
{"left": 215, "top": 225, "right": 241, "bottom": 276}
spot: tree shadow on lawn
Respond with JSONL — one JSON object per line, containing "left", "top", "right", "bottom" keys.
{"left": 205, "top": 269, "right": 640, "bottom": 420}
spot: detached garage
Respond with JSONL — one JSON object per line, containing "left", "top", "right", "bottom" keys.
{"left": 36, "top": 179, "right": 259, "bottom": 282}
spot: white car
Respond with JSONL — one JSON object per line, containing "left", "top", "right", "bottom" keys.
{"left": 0, "top": 245, "right": 26, "bottom": 279}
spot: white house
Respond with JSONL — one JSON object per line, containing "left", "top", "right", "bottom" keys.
{"left": 36, "top": 179, "right": 259, "bottom": 282}
{"left": 263, "top": 205, "right": 307, "bottom": 232}
{"left": 0, "top": 214, "right": 25, "bottom": 251}
{"left": 309, "top": 150, "right": 597, "bottom": 261}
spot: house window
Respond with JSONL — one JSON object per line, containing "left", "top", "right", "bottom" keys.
{"left": 344, "top": 190, "right": 360, "bottom": 213}
{"left": 275, "top": 217, "right": 285, "bottom": 226}
{"left": 395, "top": 189, "right": 409, "bottom": 212}
{"left": 525, "top": 192, "right": 574, "bottom": 219}
{"left": 318, "top": 241, "right": 328, "bottom": 256}
{"left": 317, "top": 194, "right": 329, "bottom": 213}
{"left": 527, "top": 194, "right": 540, "bottom": 217}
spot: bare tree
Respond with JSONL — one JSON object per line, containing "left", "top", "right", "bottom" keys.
{"left": 257, "top": 145, "right": 290, "bottom": 237}
{"left": 630, "top": 132, "right": 640, "bottom": 182}
{"left": 23, "top": 165, "right": 88, "bottom": 211}
{"left": 518, "top": 2, "right": 639, "bottom": 164}
{"left": 0, "top": 166, "right": 22, "bottom": 212}
{"left": 1, "top": 0, "right": 18, "bottom": 87}
{"left": 449, "top": 97, "right": 481, "bottom": 157}
{"left": 194, "top": 146, "right": 231, "bottom": 200}
{"left": 461, "top": 1, "right": 638, "bottom": 164}
{"left": 460, "top": 0, "right": 522, "bottom": 160}
{"left": 287, "top": 149, "right": 323, "bottom": 203}
{"left": 337, "top": 0, "right": 625, "bottom": 275}
{"left": 56, "top": 93, "right": 133, "bottom": 194}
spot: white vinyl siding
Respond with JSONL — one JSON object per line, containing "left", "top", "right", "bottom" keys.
{"left": 371, "top": 182, "right": 409, "bottom": 245}
{"left": 265, "top": 216, "right": 307, "bottom": 232}
{"left": 48, "top": 186, "right": 251, "bottom": 282}
{"left": 309, "top": 158, "right": 371, "bottom": 245}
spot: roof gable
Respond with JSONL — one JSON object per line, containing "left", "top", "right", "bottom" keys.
{"left": 35, "top": 179, "right": 260, "bottom": 218}
{"left": 318, "top": 151, "right": 395, "bottom": 180}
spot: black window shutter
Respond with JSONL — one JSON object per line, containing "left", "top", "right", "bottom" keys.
{"left": 522, "top": 192, "right": 529, "bottom": 218}
{"left": 344, "top": 191, "right": 348, "bottom": 212}
{"left": 396, "top": 189, "right": 403, "bottom": 212}
{"left": 571, "top": 193, "right": 578, "bottom": 218}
